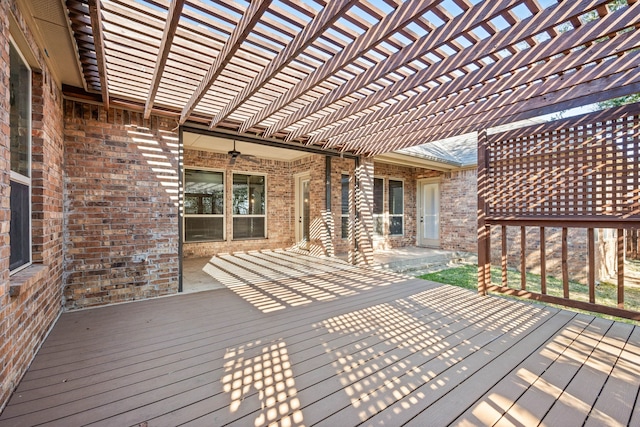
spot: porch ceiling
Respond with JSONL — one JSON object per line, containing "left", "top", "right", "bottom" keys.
{"left": 183, "top": 131, "right": 311, "bottom": 161}
{"left": 62, "top": 0, "right": 640, "bottom": 155}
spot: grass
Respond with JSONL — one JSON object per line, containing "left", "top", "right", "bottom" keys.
{"left": 419, "top": 264, "right": 640, "bottom": 324}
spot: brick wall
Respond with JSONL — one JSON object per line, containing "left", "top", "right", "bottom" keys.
{"left": 63, "top": 102, "right": 179, "bottom": 309}
{"left": 1, "top": 0, "right": 65, "bottom": 411}
{"left": 439, "top": 168, "right": 478, "bottom": 253}
{"left": 182, "top": 149, "right": 297, "bottom": 256}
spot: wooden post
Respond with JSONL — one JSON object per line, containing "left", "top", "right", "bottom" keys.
{"left": 501, "top": 225, "right": 507, "bottom": 287}
{"left": 618, "top": 229, "right": 625, "bottom": 308}
{"left": 562, "top": 227, "right": 569, "bottom": 299}
{"left": 520, "top": 226, "right": 526, "bottom": 290}
{"left": 478, "top": 129, "right": 490, "bottom": 295}
{"left": 540, "top": 227, "right": 546, "bottom": 294}
{"left": 588, "top": 228, "right": 595, "bottom": 304}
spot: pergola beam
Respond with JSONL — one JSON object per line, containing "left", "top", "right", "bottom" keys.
{"left": 238, "top": 0, "right": 440, "bottom": 134}
{"left": 179, "top": 0, "right": 273, "bottom": 125}
{"left": 269, "top": 0, "right": 521, "bottom": 140}
{"left": 310, "top": 0, "right": 613, "bottom": 146}
{"left": 208, "top": 0, "right": 360, "bottom": 129}
{"left": 88, "top": 0, "right": 110, "bottom": 110}
{"left": 144, "top": 0, "right": 185, "bottom": 119}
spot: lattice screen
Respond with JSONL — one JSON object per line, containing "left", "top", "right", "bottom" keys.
{"left": 486, "top": 105, "right": 640, "bottom": 219}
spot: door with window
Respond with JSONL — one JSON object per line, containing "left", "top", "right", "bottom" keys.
{"left": 418, "top": 181, "right": 440, "bottom": 247}
{"left": 296, "top": 175, "right": 311, "bottom": 250}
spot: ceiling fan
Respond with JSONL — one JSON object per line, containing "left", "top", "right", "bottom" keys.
{"left": 228, "top": 140, "right": 259, "bottom": 165}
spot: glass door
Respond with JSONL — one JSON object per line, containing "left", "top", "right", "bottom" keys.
{"left": 419, "top": 182, "right": 440, "bottom": 247}
{"left": 297, "top": 176, "right": 311, "bottom": 250}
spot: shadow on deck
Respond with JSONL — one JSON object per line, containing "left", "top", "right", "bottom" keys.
{"left": 1, "top": 252, "right": 639, "bottom": 426}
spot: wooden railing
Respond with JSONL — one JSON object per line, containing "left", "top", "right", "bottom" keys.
{"left": 478, "top": 219, "right": 640, "bottom": 321}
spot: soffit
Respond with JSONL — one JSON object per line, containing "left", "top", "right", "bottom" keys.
{"left": 17, "top": 0, "right": 85, "bottom": 88}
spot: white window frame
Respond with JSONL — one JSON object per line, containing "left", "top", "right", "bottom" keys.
{"left": 388, "top": 178, "right": 404, "bottom": 236}
{"left": 9, "top": 39, "right": 32, "bottom": 275}
{"left": 372, "top": 176, "right": 385, "bottom": 237}
{"left": 340, "top": 173, "right": 350, "bottom": 239}
{"left": 183, "top": 167, "right": 225, "bottom": 242}
{"left": 232, "top": 172, "right": 267, "bottom": 240}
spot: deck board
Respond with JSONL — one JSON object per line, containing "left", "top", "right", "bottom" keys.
{"left": 448, "top": 313, "right": 594, "bottom": 426}
{"left": 493, "top": 316, "right": 612, "bottom": 427}
{"left": 1, "top": 252, "right": 639, "bottom": 427}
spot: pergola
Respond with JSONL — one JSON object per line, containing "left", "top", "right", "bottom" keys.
{"left": 62, "top": 0, "right": 640, "bottom": 156}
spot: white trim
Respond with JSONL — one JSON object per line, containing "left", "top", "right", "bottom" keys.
{"left": 9, "top": 39, "right": 32, "bottom": 275}
{"left": 417, "top": 179, "right": 441, "bottom": 248}
{"left": 372, "top": 176, "right": 385, "bottom": 237}
{"left": 340, "top": 173, "right": 351, "bottom": 239}
{"left": 388, "top": 178, "right": 404, "bottom": 236}
{"left": 294, "top": 172, "right": 311, "bottom": 248}
{"left": 183, "top": 167, "right": 226, "bottom": 242}
{"left": 231, "top": 172, "right": 268, "bottom": 240}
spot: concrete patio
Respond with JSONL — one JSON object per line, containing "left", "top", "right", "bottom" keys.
{"left": 182, "top": 247, "right": 474, "bottom": 293}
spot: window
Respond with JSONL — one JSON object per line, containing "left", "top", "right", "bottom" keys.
{"left": 389, "top": 179, "right": 404, "bottom": 236}
{"left": 233, "top": 174, "right": 266, "bottom": 239}
{"left": 373, "top": 177, "right": 384, "bottom": 236}
{"left": 341, "top": 174, "right": 350, "bottom": 239}
{"left": 184, "top": 169, "right": 224, "bottom": 242}
{"left": 9, "top": 42, "right": 31, "bottom": 273}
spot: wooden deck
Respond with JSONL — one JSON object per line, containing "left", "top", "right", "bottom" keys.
{"left": 1, "top": 252, "right": 640, "bottom": 426}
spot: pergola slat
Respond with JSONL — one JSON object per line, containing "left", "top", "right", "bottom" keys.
{"left": 271, "top": 0, "right": 522, "bottom": 140}
{"left": 179, "top": 0, "right": 273, "bottom": 124}
{"left": 313, "top": 0, "right": 615, "bottom": 146}
{"left": 208, "top": 0, "right": 360, "bottom": 129}
{"left": 332, "top": 5, "right": 640, "bottom": 150}
{"left": 361, "top": 55, "right": 640, "bottom": 155}
{"left": 238, "top": 0, "right": 441, "bottom": 134}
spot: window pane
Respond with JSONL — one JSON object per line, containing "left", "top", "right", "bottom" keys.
{"left": 185, "top": 169, "right": 224, "bottom": 214}
{"left": 185, "top": 217, "right": 224, "bottom": 241}
{"left": 373, "top": 178, "right": 383, "bottom": 214}
{"left": 341, "top": 217, "right": 349, "bottom": 239}
{"left": 233, "top": 217, "right": 265, "bottom": 239}
{"left": 373, "top": 215, "right": 383, "bottom": 236}
{"left": 390, "top": 216, "right": 403, "bottom": 236}
{"left": 233, "top": 174, "right": 265, "bottom": 215}
{"left": 389, "top": 180, "right": 403, "bottom": 215}
{"left": 249, "top": 175, "right": 265, "bottom": 215}
{"left": 10, "top": 180, "right": 30, "bottom": 271}
{"left": 232, "top": 174, "right": 249, "bottom": 214}
{"left": 10, "top": 44, "right": 30, "bottom": 177}
{"left": 341, "top": 174, "right": 349, "bottom": 215}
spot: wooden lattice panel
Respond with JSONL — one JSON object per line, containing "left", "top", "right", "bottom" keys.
{"left": 486, "top": 104, "right": 640, "bottom": 219}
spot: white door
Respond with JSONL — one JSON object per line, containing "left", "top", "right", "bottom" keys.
{"left": 296, "top": 176, "right": 311, "bottom": 250}
{"left": 419, "top": 182, "right": 440, "bottom": 247}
